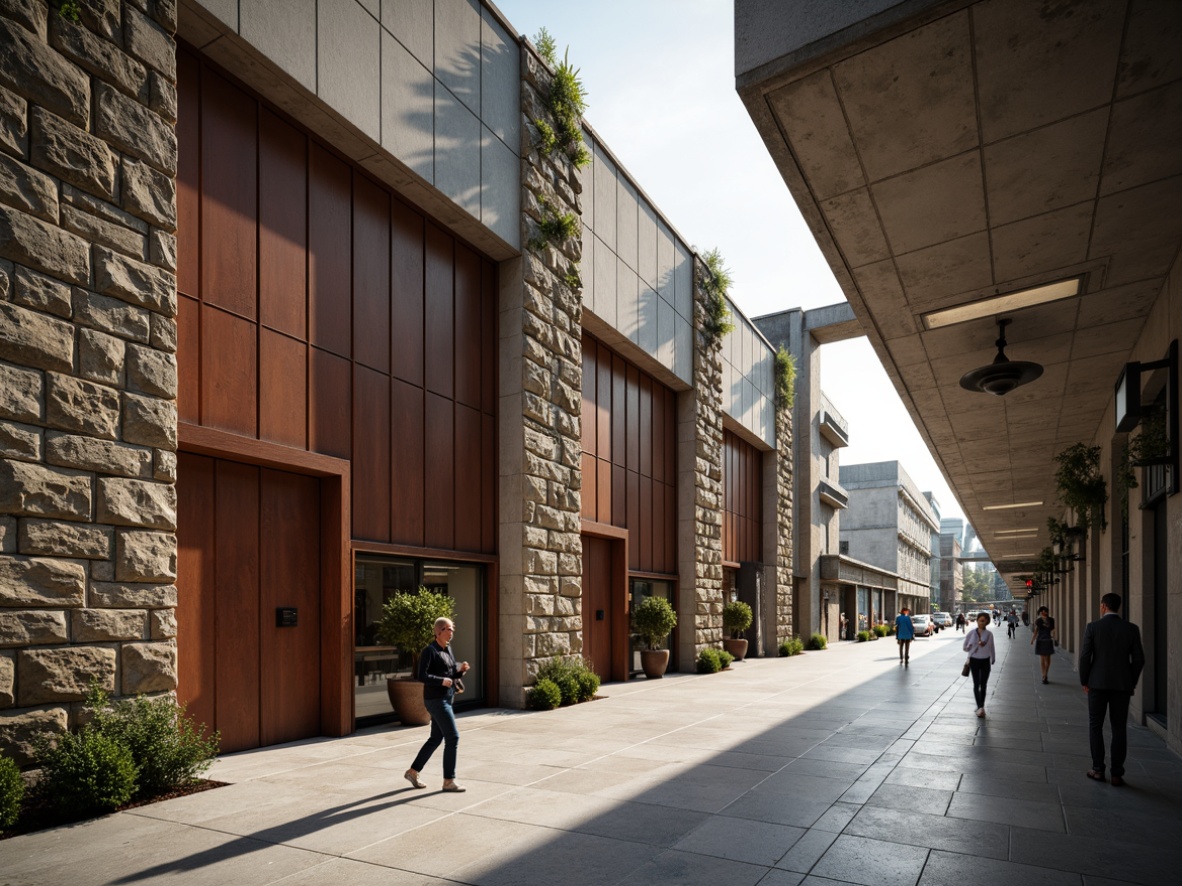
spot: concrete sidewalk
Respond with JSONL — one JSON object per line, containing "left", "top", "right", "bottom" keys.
{"left": 3, "top": 627, "right": 1180, "bottom": 886}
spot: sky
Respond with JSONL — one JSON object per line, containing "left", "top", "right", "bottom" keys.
{"left": 493, "top": 0, "right": 965, "bottom": 523}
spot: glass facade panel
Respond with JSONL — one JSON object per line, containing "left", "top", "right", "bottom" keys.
{"left": 629, "top": 578, "right": 675, "bottom": 676}
{"left": 354, "top": 555, "right": 485, "bottom": 724}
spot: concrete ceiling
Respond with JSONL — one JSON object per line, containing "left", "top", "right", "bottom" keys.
{"left": 738, "top": 0, "right": 1182, "bottom": 586}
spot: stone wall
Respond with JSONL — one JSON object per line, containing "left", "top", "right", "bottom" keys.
{"left": 773, "top": 402, "right": 794, "bottom": 642}
{"left": 499, "top": 45, "right": 584, "bottom": 702}
{"left": 0, "top": 0, "right": 178, "bottom": 765}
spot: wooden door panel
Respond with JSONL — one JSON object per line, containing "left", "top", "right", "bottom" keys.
{"left": 582, "top": 536, "right": 612, "bottom": 680}
{"left": 260, "top": 468, "right": 321, "bottom": 746}
{"left": 214, "top": 460, "right": 261, "bottom": 753}
{"left": 176, "top": 453, "right": 216, "bottom": 736}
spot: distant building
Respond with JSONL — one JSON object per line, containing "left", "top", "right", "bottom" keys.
{"left": 839, "top": 462, "right": 939, "bottom": 615}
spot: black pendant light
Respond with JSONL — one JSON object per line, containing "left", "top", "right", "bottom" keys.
{"left": 959, "top": 318, "right": 1043, "bottom": 395}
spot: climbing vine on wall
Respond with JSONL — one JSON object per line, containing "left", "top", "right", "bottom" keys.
{"left": 532, "top": 29, "right": 591, "bottom": 169}
{"left": 700, "top": 248, "right": 735, "bottom": 342}
{"left": 775, "top": 347, "right": 796, "bottom": 411}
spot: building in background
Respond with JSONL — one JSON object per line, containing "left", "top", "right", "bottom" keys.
{"left": 839, "top": 461, "right": 939, "bottom": 617}
{"left": 939, "top": 520, "right": 966, "bottom": 611}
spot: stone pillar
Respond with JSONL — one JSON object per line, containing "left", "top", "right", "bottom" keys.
{"left": 677, "top": 258, "right": 724, "bottom": 666}
{"left": 499, "top": 46, "right": 583, "bottom": 705}
{"left": 763, "top": 401, "right": 794, "bottom": 651}
{"left": 0, "top": 1, "right": 178, "bottom": 764}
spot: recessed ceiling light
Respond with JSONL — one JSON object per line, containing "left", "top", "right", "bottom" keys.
{"left": 923, "top": 278, "right": 1082, "bottom": 330}
{"left": 982, "top": 501, "right": 1043, "bottom": 510}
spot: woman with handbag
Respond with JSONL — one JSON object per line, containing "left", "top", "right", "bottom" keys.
{"left": 963, "top": 612, "right": 996, "bottom": 718}
{"left": 1031, "top": 605, "right": 1056, "bottom": 684}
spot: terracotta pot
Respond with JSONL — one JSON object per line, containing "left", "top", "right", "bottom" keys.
{"left": 723, "top": 638, "right": 749, "bottom": 661}
{"left": 640, "top": 648, "right": 670, "bottom": 679}
{"left": 386, "top": 677, "right": 431, "bottom": 726}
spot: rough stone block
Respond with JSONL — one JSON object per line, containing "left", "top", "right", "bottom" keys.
{"left": 19, "top": 518, "right": 112, "bottom": 559}
{"left": 94, "top": 83, "right": 176, "bottom": 175}
{"left": 90, "top": 558, "right": 113, "bottom": 580}
{"left": 78, "top": 326, "right": 125, "bottom": 385}
{"left": 149, "top": 607, "right": 175, "bottom": 639}
{"left": 152, "top": 0, "right": 178, "bottom": 33}
{"left": 0, "top": 255, "right": 8, "bottom": 298}
{"left": 71, "top": 608, "right": 145, "bottom": 642}
{"left": 45, "top": 432, "right": 152, "bottom": 478}
{"left": 73, "top": 287, "right": 152, "bottom": 342}
{"left": 49, "top": 14, "right": 148, "bottom": 99}
{"left": 0, "top": 651, "right": 11, "bottom": 706}
{"left": 93, "top": 244, "right": 176, "bottom": 314}
{"left": 77, "top": 0, "right": 121, "bottom": 41}
{"left": 90, "top": 580, "right": 175, "bottom": 609}
{"left": 121, "top": 157, "right": 176, "bottom": 230}
{"left": 0, "top": 515, "right": 12, "bottom": 553}
{"left": 0, "top": 151, "right": 59, "bottom": 223}
{"left": 62, "top": 203, "right": 147, "bottom": 259}
{"left": 96, "top": 477, "right": 176, "bottom": 530}
{"left": 0, "top": 203, "right": 90, "bottom": 285}
{"left": 0, "top": 362, "right": 42, "bottom": 423}
{"left": 126, "top": 343, "right": 176, "bottom": 397}
{"left": 0, "top": 706, "right": 68, "bottom": 766}
{"left": 63, "top": 184, "right": 149, "bottom": 234}
{"left": 149, "top": 70, "right": 176, "bottom": 123}
{"left": 0, "top": 300, "right": 74, "bottom": 372}
{"left": 123, "top": 392, "right": 177, "bottom": 449}
{"left": 153, "top": 449, "right": 175, "bottom": 482}
{"left": 126, "top": 4, "right": 175, "bottom": 79}
{"left": 149, "top": 312, "right": 176, "bottom": 352}
{"left": 46, "top": 372, "right": 120, "bottom": 438}
{"left": 121, "top": 640, "right": 176, "bottom": 694}
{"left": 0, "top": 460, "right": 91, "bottom": 521}
{"left": 17, "top": 645, "right": 116, "bottom": 705}
{"left": 30, "top": 107, "right": 118, "bottom": 201}
{"left": 115, "top": 529, "right": 175, "bottom": 582}
{"left": 0, "top": 16, "right": 90, "bottom": 126}
{"left": 0, "top": 554, "right": 86, "bottom": 607}
{"left": 149, "top": 230, "right": 176, "bottom": 273}
{"left": 0, "top": 84, "right": 26, "bottom": 158}
{"left": 14, "top": 265, "right": 72, "bottom": 318}
{"left": 0, "top": 419, "right": 41, "bottom": 461}
{"left": 0, "top": 609, "right": 68, "bottom": 647}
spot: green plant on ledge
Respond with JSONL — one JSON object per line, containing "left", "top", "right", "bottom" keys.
{"left": 699, "top": 248, "right": 735, "bottom": 342}
{"left": 531, "top": 30, "right": 591, "bottom": 169}
{"left": 775, "top": 347, "right": 796, "bottom": 410}
{"left": 58, "top": 1, "right": 82, "bottom": 23}
{"left": 1053, "top": 442, "right": 1108, "bottom": 532}
{"left": 1117, "top": 403, "right": 1171, "bottom": 503}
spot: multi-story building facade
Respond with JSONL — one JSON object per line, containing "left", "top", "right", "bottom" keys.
{"left": 839, "top": 461, "right": 939, "bottom": 615}
{"left": 0, "top": 1, "right": 795, "bottom": 762}
{"left": 939, "top": 519, "right": 966, "bottom": 611}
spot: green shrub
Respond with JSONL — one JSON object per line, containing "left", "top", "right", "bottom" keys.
{"left": 634, "top": 595, "right": 677, "bottom": 650}
{"left": 37, "top": 728, "right": 137, "bottom": 818}
{"left": 856, "top": 630, "right": 871, "bottom": 642}
{"left": 873, "top": 624, "right": 889, "bottom": 638}
{"left": 778, "top": 637, "right": 804, "bottom": 656}
{"left": 87, "top": 685, "right": 219, "bottom": 799}
{"left": 377, "top": 588, "right": 457, "bottom": 674}
{"left": 722, "top": 600, "right": 752, "bottom": 639}
{"left": 808, "top": 632, "right": 828, "bottom": 650}
{"left": 526, "top": 678, "right": 562, "bottom": 711}
{"left": 575, "top": 669, "right": 600, "bottom": 702}
{"left": 536, "top": 657, "right": 599, "bottom": 706}
{"left": 717, "top": 649, "right": 734, "bottom": 669}
{"left": 0, "top": 754, "right": 23, "bottom": 832}
{"left": 695, "top": 647, "right": 722, "bottom": 674}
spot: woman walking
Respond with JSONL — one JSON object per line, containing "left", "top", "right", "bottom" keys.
{"left": 405, "top": 617, "right": 470, "bottom": 792}
{"left": 963, "top": 612, "right": 996, "bottom": 717}
{"left": 1031, "top": 605, "right": 1056, "bottom": 683}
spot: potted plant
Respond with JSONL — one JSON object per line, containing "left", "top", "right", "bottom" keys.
{"left": 1053, "top": 443, "right": 1108, "bottom": 531}
{"left": 377, "top": 587, "right": 456, "bottom": 726}
{"left": 721, "top": 600, "right": 753, "bottom": 661}
{"left": 633, "top": 596, "right": 677, "bottom": 679}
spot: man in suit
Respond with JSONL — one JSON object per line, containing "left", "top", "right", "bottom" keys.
{"left": 1079, "top": 592, "right": 1145, "bottom": 786}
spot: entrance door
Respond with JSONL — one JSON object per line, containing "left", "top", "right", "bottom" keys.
{"left": 582, "top": 535, "right": 613, "bottom": 679}
{"left": 1153, "top": 499, "right": 1168, "bottom": 719}
{"left": 177, "top": 453, "right": 322, "bottom": 752}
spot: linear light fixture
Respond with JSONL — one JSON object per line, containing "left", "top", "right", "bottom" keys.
{"left": 982, "top": 501, "right": 1043, "bottom": 510}
{"left": 923, "top": 278, "right": 1082, "bottom": 330}
{"left": 995, "top": 528, "right": 1038, "bottom": 535}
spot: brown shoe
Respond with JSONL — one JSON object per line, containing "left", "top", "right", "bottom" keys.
{"left": 1111, "top": 775, "right": 1125, "bottom": 787}
{"left": 1085, "top": 769, "right": 1106, "bottom": 782}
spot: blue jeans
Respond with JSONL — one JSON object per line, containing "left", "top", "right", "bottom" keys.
{"left": 411, "top": 696, "right": 459, "bottom": 780}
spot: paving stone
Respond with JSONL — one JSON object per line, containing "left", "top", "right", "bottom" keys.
{"left": 946, "top": 790, "right": 1064, "bottom": 832}
{"left": 811, "top": 834, "right": 928, "bottom": 886}
{"left": 920, "top": 849, "right": 1082, "bottom": 886}
{"left": 844, "top": 799, "right": 1009, "bottom": 859}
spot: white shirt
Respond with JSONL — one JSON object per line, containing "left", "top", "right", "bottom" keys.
{"left": 963, "top": 626, "right": 996, "bottom": 663}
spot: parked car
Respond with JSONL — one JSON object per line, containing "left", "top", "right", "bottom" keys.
{"left": 910, "top": 614, "right": 934, "bottom": 637}
{"left": 932, "top": 612, "right": 953, "bottom": 628}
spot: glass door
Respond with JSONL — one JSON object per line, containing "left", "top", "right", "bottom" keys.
{"left": 629, "top": 578, "right": 675, "bottom": 676}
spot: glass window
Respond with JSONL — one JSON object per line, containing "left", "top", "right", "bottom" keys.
{"left": 354, "top": 555, "right": 485, "bottom": 724}
{"left": 629, "top": 578, "right": 675, "bottom": 676}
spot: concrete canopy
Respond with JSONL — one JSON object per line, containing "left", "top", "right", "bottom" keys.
{"left": 736, "top": 0, "right": 1182, "bottom": 587}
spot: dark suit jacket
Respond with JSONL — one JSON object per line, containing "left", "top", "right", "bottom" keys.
{"left": 1079, "top": 613, "right": 1145, "bottom": 692}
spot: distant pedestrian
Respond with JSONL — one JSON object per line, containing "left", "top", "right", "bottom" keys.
{"left": 1031, "top": 605, "right": 1056, "bottom": 683}
{"left": 1021, "top": 610, "right": 1029, "bottom": 627}
{"left": 1006, "top": 609, "right": 1019, "bottom": 639}
{"left": 1080, "top": 593, "right": 1145, "bottom": 786}
{"left": 955, "top": 612, "right": 966, "bottom": 633}
{"left": 840, "top": 612, "right": 849, "bottom": 640}
{"left": 963, "top": 612, "right": 996, "bottom": 717}
{"left": 895, "top": 607, "right": 914, "bottom": 665}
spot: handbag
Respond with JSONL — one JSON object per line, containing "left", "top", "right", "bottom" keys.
{"left": 961, "top": 659, "right": 971, "bottom": 677}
